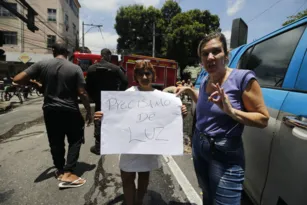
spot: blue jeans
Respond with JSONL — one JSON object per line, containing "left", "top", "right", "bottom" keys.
{"left": 192, "top": 129, "right": 245, "bottom": 205}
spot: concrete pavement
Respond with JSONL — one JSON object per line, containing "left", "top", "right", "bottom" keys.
{"left": 0, "top": 121, "right": 193, "bottom": 205}
{"left": 0, "top": 96, "right": 43, "bottom": 139}
{"left": 0, "top": 101, "right": 12, "bottom": 113}
{"left": 0, "top": 99, "right": 253, "bottom": 205}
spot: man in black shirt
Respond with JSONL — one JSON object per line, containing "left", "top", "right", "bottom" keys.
{"left": 13, "top": 41, "right": 92, "bottom": 188}
{"left": 86, "top": 48, "right": 128, "bottom": 155}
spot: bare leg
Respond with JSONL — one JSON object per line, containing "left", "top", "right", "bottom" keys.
{"left": 121, "top": 170, "right": 136, "bottom": 205}
{"left": 136, "top": 171, "right": 150, "bottom": 205}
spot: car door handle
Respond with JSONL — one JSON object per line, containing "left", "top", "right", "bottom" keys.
{"left": 283, "top": 116, "right": 307, "bottom": 140}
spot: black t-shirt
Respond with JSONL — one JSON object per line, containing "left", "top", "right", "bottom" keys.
{"left": 86, "top": 59, "right": 128, "bottom": 104}
{"left": 24, "top": 58, "right": 85, "bottom": 112}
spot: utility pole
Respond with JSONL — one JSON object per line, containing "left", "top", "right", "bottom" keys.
{"left": 82, "top": 21, "right": 84, "bottom": 49}
{"left": 152, "top": 22, "right": 155, "bottom": 57}
{"left": 82, "top": 22, "right": 103, "bottom": 51}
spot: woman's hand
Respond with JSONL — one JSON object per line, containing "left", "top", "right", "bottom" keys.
{"left": 94, "top": 111, "right": 104, "bottom": 121}
{"left": 181, "top": 105, "right": 188, "bottom": 118}
{"left": 175, "top": 86, "right": 191, "bottom": 97}
{"left": 208, "top": 83, "right": 234, "bottom": 116}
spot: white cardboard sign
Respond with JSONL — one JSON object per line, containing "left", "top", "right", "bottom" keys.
{"left": 100, "top": 91, "right": 183, "bottom": 155}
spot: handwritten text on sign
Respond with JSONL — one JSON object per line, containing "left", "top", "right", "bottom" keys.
{"left": 100, "top": 91, "right": 183, "bottom": 155}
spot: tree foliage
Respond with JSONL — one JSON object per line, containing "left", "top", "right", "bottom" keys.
{"left": 114, "top": 0, "right": 220, "bottom": 72}
{"left": 161, "top": 0, "right": 181, "bottom": 25}
{"left": 115, "top": 5, "right": 163, "bottom": 56}
{"left": 283, "top": 9, "right": 307, "bottom": 26}
{"left": 165, "top": 9, "right": 220, "bottom": 71}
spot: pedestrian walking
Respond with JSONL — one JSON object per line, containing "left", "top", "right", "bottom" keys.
{"left": 86, "top": 48, "right": 128, "bottom": 155}
{"left": 13, "top": 41, "right": 92, "bottom": 188}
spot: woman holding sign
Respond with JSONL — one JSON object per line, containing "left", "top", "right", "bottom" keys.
{"left": 176, "top": 32, "right": 269, "bottom": 205}
{"left": 94, "top": 60, "right": 187, "bottom": 205}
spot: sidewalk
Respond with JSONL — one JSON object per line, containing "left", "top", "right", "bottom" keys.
{"left": 0, "top": 96, "right": 44, "bottom": 137}
{"left": 0, "top": 101, "right": 12, "bottom": 112}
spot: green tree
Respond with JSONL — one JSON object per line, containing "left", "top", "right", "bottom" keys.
{"left": 283, "top": 9, "right": 307, "bottom": 26}
{"left": 115, "top": 5, "right": 164, "bottom": 56}
{"left": 114, "top": 3, "right": 220, "bottom": 76}
{"left": 161, "top": 0, "right": 181, "bottom": 25}
{"left": 165, "top": 9, "right": 220, "bottom": 74}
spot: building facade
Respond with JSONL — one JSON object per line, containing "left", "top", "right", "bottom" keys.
{"left": 0, "top": 0, "right": 80, "bottom": 77}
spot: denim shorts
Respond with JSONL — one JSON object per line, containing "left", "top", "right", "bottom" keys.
{"left": 192, "top": 129, "right": 245, "bottom": 205}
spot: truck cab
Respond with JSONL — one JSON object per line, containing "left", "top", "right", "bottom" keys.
{"left": 121, "top": 55, "right": 178, "bottom": 90}
{"left": 194, "top": 17, "right": 307, "bottom": 205}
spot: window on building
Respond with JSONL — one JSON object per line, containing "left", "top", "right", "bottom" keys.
{"left": 2, "top": 31, "right": 17, "bottom": 45}
{"left": 47, "top": 8, "right": 56, "bottom": 22}
{"left": 65, "top": 14, "right": 69, "bottom": 31}
{"left": 69, "top": 0, "right": 79, "bottom": 17}
{"left": 73, "top": 23, "right": 76, "bottom": 34}
{"left": 0, "top": 3, "right": 17, "bottom": 17}
{"left": 238, "top": 24, "right": 307, "bottom": 88}
{"left": 47, "top": 35, "right": 56, "bottom": 48}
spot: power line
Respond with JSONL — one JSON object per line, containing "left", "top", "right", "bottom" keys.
{"left": 0, "top": 22, "right": 46, "bottom": 38}
{"left": 36, "top": 17, "right": 75, "bottom": 47}
{"left": 293, "top": 0, "right": 307, "bottom": 14}
{"left": 0, "top": 26, "right": 51, "bottom": 48}
{"left": 15, "top": 0, "right": 61, "bottom": 34}
{"left": 2, "top": 0, "right": 77, "bottom": 48}
{"left": 0, "top": 25, "right": 54, "bottom": 47}
{"left": 0, "top": 21, "right": 76, "bottom": 50}
{"left": 0, "top": 30, "right": 51, "bottom": 50}
{"left": 248, "top": 0, "right": 283, "bottom": 23}
{"left": 81, "top": 22, "right": 103, "bottom": 48}
{"left": 98, "top": 26, "right": 108, "bottom": 48}
{"left": 0, "top": 16, "right": 75, "bottom": 46}
{"left": 78, "top": 27, "right": 95, "bottom": 41}
{"left": 0, "top": 22, "right": 60, "bottom": 46}
{"left": 15, "top": 0, "right": 75, "bottom": 47}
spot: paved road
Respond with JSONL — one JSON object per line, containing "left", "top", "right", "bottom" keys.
{"left": 0, "top": 95, "right": 43, "bottom": 137}
{"left": 0, "top": 101, "right": 253, "bottom": 205}
{"left": 0, "top": 121, "right": 193, "bottom": 205}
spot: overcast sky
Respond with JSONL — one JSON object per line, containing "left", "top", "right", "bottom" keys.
{"left": 78, "top": 0, "right": 307, "bottom": 54}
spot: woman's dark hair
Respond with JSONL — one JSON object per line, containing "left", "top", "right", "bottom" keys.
{"left": 134, "top": 60, "right": 156, "bottom": 83}
{"left": 197, "top": 32, "right": 228, "bottom": 57}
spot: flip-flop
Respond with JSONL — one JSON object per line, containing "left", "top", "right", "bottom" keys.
{"left": 58, "top": 178, "right": 86, "bottom": 188}
{"left": 54, "top": 170, "right": 64, "bottom": 181}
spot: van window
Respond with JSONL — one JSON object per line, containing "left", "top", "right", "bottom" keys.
{"left": 238, "top": 24, "right": 306, "bottom": 88}
{"left": 77, "top": 59, "right": 92, "bottom": 72}
{"left": 237, "top": 47, "right": 253, "bottom": 70}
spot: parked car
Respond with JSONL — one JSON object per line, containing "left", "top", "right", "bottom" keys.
{"left": 194, "top": 17, "right": 307, "bottom": 205}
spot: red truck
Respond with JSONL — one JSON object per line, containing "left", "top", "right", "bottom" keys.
{"left": 70, "top": 52, "right": 118, "bottom": 78}
{"left": 71, "top": 52, "right": 178, "bottom": 89}
{"left": 122, "top": 54, "right": 178, "bottom": 89}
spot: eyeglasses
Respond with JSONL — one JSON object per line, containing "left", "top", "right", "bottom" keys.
{"left": 135, "top": 59, "right": 151, "bottom": 63}
{"left": 136, "top": 71, "right": 152, "bottom": 77}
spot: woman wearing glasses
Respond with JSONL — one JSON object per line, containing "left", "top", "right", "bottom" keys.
{"left": 94, "top": 60, "right": 188, "bottom": 205}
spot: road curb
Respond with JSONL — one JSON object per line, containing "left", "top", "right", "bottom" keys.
{"left": 0, "top": 102, "right": 12, "bottom": 114}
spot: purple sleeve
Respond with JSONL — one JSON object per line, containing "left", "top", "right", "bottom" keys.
{"left": 199, "top": 75, "right": 208, "bottom": 93}
{"left": 240, "top": 70, "right": 257, "bottom": 92}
